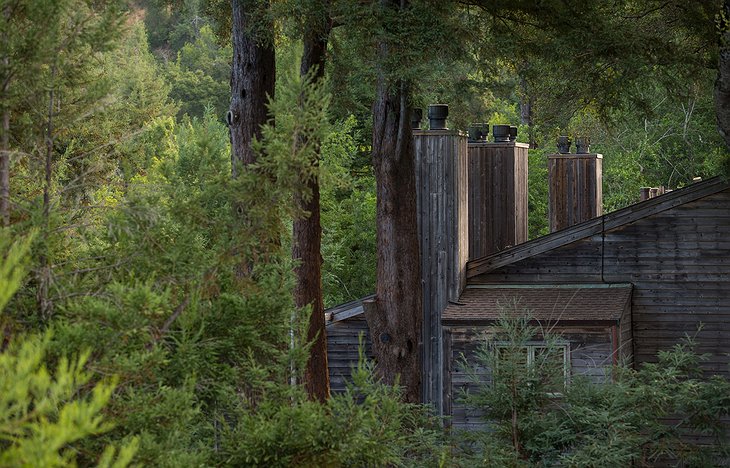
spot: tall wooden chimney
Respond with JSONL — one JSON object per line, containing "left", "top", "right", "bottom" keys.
{"left": 548, "top": 153, "right": 603, "bottom": 232}
{"left": 413, "top": 119, "right": 468, "bottom": 415}
{"left": 467, "top": 141, "right": 529, "bottom": 259}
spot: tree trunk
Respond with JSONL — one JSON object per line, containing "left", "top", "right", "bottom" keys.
{"left": 229, "top": 0, "right": 275, "bottom": 282}
{"left": 1, "top": 5, "right": 9, "bottom": 227}
{"left": 365, "top": 4, "right": 422, "bottom": 401}
{"left": 1, "top": 101, "right": 8, "bottom": 228}
{"left": 716, "top": 0, "right": 730, "bottom": 150}
{"left": 38, "top": 66, "right": 56, "bottom": 321}
{"left": 230, "top": 0, "right": 275, "bottom": 173}
{"left": 518, "top": 73, "right": 535, "bottom": 148}
{"left": 293, "top": 18, "right": 332, "bottom": 402}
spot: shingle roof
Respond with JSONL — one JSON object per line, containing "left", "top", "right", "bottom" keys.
{"left": 442, "top": 283, "right": 632, "bottom": 325}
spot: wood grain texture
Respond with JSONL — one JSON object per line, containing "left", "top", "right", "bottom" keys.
{"left": 468, "top": 177, "right": 728, "bottom": 278}
{"left": 472, "top": 187, "right": 730, "bottom": 377}
{"left": 326, "top": 316, "right": 373, "bottom": 394}
{"left": 468, "top": 142, "right": 529, "bottom": 259}
{"left": 548, "top": 153, "right": 603, "bottom": 232}
{"left": 445, "top": 325, "right": 617, "bottom": 429}
{"left": 414, "top": 130, "right": 468, "bottom": 414}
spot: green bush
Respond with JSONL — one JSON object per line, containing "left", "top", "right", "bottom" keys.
{"left": 457, "top": 312, "right": 730, "bottom": 466}
{"left": 0, "top": 233, "right": 136, "bottom": 467}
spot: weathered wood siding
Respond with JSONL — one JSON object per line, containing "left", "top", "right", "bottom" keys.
{"left": 468, "top": 142, "right": 529, "bottom": 259}
{"left": 473, "top": 188, "right": 730, "bottom": 376}
{"left": 619, "top": 293, "right": 634, "bottom": 366}
{"left": 445, "top": 325, "right": 616, "bottom": 430}
{"left": 414, "top": 130, "right": 469, "bottom": 413}
{"left": 326, "top": 316, "right": 373, "bottom": 394}
{"left": 548, "top": 153, "right": 603, "bottom": 232}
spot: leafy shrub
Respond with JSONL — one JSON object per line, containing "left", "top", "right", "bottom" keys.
{"left": 457, "top": 313, "right": 730, "bottom": 467}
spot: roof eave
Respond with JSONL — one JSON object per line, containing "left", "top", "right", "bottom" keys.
{"left": 467, "top": 176, "right": 729, "bottom": 278}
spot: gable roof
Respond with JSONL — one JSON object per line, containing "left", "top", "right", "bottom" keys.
{"left": 467, "top": 176, "right": 729, "bottom": 278}
{"left": 442, "top": 283, "right": 632, "bottom": 326}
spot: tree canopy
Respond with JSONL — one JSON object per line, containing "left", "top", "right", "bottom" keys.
{"left": 0, "top": 0, "right": 727, "bottom": 465}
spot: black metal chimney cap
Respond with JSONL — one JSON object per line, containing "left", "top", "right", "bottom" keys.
{"left": 557, "top": 136, "right": 571, "bottom": 154}
{"left": 428, "top": 104, "right": 449, "bottom": 130}
{"left": 493, "top": 124, "right": 511, "bottom": 142}
{"left": 468, "top": 123, "right": 489, "bottom": 142}
{"left": 575, "top": 136, "right": 591, "bottom": 154}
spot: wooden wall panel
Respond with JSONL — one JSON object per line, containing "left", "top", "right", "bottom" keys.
{"left": 468, "top": 142, "right": 529, "bottom": 259}
{"left": 326, "top": 317, "right": 373, "bottom": 394}
{"left": 548, "top": 154, "right": 603, "bottom": 232}
{"left": 414, "top": 131, "right": 469, "bottom": 414}
{"left": 446, "top": 325, "right": 616, "bottom": 429}
{"left": 472, "top": 188, "right": 730, "bottom": 377}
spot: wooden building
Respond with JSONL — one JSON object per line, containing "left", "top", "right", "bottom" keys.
{"left": 548, "top": 152, "right": 603, "bottom": 232}
{"left": 325, "top": 131, "right": 730, "bottom": 425}
{"left": 467, "top": 176, "right": 730, "bottom": 380}
{"left": 442, "top": 283, "right": 633, "bottom": 429}
{"left": 325, "top": 296, "right": 374, "bottom": 394}
{"left": 468, "top": 142, "right": 529, "bottom": 258}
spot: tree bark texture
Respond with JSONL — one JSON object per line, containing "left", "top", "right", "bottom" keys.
{"left": 366, "top": 6, "right": 422, "bottom": 401}
{"left": 716, "top": 0, "right": 730, "bottom": 150}
{"left": 230, "top": 0, "right": 275, "bottom": 173}
{"left": 518, "top": 74, "right": 535, "bottom": 148}
{"left": 293, "top": 18, "right": 332, "bottom": 402}
{"left": 1, "top": 5, "right": 9, "bottom": 227}
{"left": 37, "top": 67, "right": 56, "bottom": 321}
{"left": 0, "top": 5, "right": 10, "bottom": 227}
{"left": 1, "top": 101, "right": 9, "bottom": 228}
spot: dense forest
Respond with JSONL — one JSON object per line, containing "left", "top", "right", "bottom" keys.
{"left": 1, "top": 0, "right": 729, "bottom": 466}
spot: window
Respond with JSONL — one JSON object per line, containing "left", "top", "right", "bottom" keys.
{"left": 495, "top": 342, "right": 570, "bottom": 394}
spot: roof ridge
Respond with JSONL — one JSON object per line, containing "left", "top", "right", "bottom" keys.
{"left": 467, "top": 176, "right": 729, "bottom": 278}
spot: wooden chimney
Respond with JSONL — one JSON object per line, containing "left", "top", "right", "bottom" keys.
{"left": 413, "top": 127, "right": 468, "bottom": 414}
{"left": 467, "top": 141, "right": 529, "bottom": 259}
{"left": 548, "top": 153, "right": 603, "bottom": 232}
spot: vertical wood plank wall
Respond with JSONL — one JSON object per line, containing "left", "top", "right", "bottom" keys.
{"left": 472, "top": 189, "right": 730, "bottom": 377}
{"left": 468, "top": 142, "right": 529, "bottom": 259}
{"left": 446, "top": 326, "right": 616, "bottom": 429}
{"left": 414, "top": 130, "right": 469, "bottom": 414}
{"left": 548, "top": 153, "right": 603, "bottom": 232}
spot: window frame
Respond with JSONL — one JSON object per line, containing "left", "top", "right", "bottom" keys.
{"left": 494, "top": 341, "right": 571, "bottom": 396}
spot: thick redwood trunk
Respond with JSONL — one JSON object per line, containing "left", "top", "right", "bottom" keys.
{"left": 366, "top": 61, "right": 422, "bottom": 403}
{"left": 294, "top": 21, "right": 332, "bottom": 402}
{"left": 230, "top": 0, "right": 275, "bottom": 172}
{"left": 716, "top": 0, "right": 730, "bottom": 150}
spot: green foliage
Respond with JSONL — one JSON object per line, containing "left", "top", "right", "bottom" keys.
{"left": 0, "top": 234, "right": 136, "bottom": 467}
{"left": 4, "top": 2, "right": 730, "bottom": 467}
{"left": 222, "top": 348, "right": 448, "bottom": 467}
{"left": 526, "top": 147, "right": 549, "bottom": 239}
{"left": 0, "top": 334, "right": 136, "bottom": 468}
{"left": 458, "top": 313, "right": 730, "bottom": 466}
{"left": 250, "top": 65, "right": 331, "bottom": 207}
{"left": 166, "top": 24, "right": 231, "bottom": 120}
{"left": 0, "top": 233, "right": 34, "bottom": 311}
{"left": 456, "top": 309, "right": 569, "bottom": 466}
{"left": 142, "top": 0, "right": 211, "bottom": 54}
{"left": 320, "top": 115, "right": 377, "bottom": 306}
